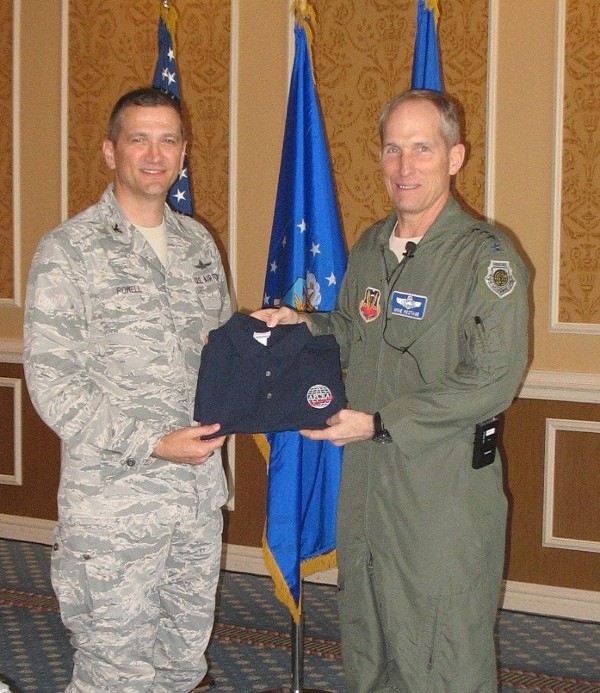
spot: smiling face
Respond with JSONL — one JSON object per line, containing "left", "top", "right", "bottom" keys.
{"left": 102, "top": 104, "right": 186, "bottom": 221}
{"left": 380, "top": 98, "right": 465, "bottom": 236}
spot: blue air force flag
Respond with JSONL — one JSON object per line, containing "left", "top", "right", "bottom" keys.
{"left": 260, "top": 21, "right": 347, "bottom": 621}
{"left": 411, "top": 0, "right": 443, "bottom": 92}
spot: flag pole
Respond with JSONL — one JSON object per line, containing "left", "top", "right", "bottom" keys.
{"left": 259, "top": 1, "right": 344, "bottom": 689}
{"left": 261, "top": 583, "right": 333, "bottom": 693}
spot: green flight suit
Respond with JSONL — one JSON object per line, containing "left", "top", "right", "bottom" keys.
{"left": 310, "top": 196, "right": 529, "bottom": 692}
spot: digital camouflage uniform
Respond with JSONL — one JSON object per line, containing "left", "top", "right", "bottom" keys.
{"left": 310, "top": 196, "right": 529, "bottom": 693}
{"left": 23, "top": 185, "right": 231, "bottom": 693}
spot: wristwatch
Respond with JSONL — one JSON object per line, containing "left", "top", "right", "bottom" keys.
{"left": 372, "top": 411, "right": 393, "bottom": 443}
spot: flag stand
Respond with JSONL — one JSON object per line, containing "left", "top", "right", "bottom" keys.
{"left": 261, "top": 584, "right": 334, "bottom": 693}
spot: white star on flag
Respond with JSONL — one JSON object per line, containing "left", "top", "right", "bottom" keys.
{"left": 310, "top": 243, "right": 320, "bottom": 256}
{"left": 270, "top": 260, "right": 278, "bottom": 273}
{"left": 326, "top": 272, "right": 337, "bottom": 286}
{"left": 179, "top": 168, "right": 188, "bottom": 180}
{"left": 167, "top": 48, "right": 175, "bottom": 61}
{"left": 174, "top": 189, "right": 186, "bottom": 202}
{"left": 297, "top": 219, "right": 307, "bottom": 233}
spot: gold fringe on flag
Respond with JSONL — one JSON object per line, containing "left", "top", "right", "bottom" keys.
{"left": 159, "top": 0, "right": 179, "bottom": 55}
{"left": 253, "top": 432, "right": 271, "bottom": 465}
{"left": 262, "top": 526, "right": 303, "bottom": 623}
{"left": 254, "top": 430, "right": 338, "bottom": 624}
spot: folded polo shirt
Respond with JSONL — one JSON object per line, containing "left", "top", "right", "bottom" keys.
{"left": 194, "top": 312, "right": 346, "bottom": 437}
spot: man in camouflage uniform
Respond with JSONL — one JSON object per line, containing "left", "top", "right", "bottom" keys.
{"left": 23, "top": 88, "right": 231, "bottom": 693}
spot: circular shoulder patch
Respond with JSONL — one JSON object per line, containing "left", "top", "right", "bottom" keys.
{"left": 484, "top": 260, "right": 516, "bottom": 298}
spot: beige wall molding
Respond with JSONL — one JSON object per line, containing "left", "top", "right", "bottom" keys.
{"left": 484, "top": 0, "right": 499, "bottom": 222}
{"left": 0, "top": 377, "right": 22, "bottom": 485}
{"left": 499, "top": 579, "right": 600, "bottom": 622}
{"left": 519, "top": 370, "right": 600, "bottom": 404}
{"left": 225, "top": 0, "right": 240, "bottom": 513}
{"left": 550, "top": 0, "right": 599, "bottom": 335}
{"left": 543, "top": 417, "right": 600, "bottom": 553}
{"left": 0, "top": 519, "right": 598, "bottom": 622}
{"left": 60, "top": 0, "right": 68, "bottom": 222}
{"left": 0, "top": 0, "right": 21, "bottom": 308}
{"left": 0, "top": 513, "right": 54, "bottom": 545}
{"left": 0, "top": 340, "right": 22, "bottom": 364}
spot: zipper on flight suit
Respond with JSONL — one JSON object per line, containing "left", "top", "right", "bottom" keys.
{"left": 427, "top": 600, "right": 440, "bottom": 673}
{"left": 474, "top": 315, "right": 486, "bottom": 344}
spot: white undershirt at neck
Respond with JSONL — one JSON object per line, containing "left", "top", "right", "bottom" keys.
{"left": 389, "top": 231, "right": 422, "bottom": 262}
{"left": 136, "top": 219, "right": 167, "bottom": 266}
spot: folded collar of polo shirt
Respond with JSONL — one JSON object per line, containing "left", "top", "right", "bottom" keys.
{"left": 227, "top": 312, "right": 314, "bottom": 360}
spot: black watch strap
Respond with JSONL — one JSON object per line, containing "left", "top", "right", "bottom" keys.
{"left": 372, "top": 411, "right": 392, "bottom": 443}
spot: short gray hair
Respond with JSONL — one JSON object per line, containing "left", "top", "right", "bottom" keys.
{"left": 378, "top": 89, "right": 462, "bottom": 148}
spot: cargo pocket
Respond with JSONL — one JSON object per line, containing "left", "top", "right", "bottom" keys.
{"left": 424, "top": 583, "right": 498, "bottom": 692}
{"left": 51, "top": 520, "right": 124, "bottom": 630}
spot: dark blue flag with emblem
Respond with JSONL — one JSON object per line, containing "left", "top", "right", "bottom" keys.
{"left": 411, "top": 0, "right": 443, "bottom": 91}
{"left": 152, "top": 0, "right": 193, "bottom": 215}
{"left": 258, "top": 2, "right": 347, "bottom": 622}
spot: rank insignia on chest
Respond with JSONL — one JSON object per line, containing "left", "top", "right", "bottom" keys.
{"left": 359, "top": 287, "right": 381, "bottom": 322}
{"left": 484, "top": 260, "right": 516, "bottom": 298}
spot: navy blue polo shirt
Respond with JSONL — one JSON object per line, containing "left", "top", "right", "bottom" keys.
{"left": 194, "top": 312, "right": 346, "bottom": 436}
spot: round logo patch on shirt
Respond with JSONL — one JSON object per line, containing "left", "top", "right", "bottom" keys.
{"left": 484, "top": 260, "right": 516, "bottom": 298}
{"left": 306, "top": 384, "right": 334, "bottom": 409}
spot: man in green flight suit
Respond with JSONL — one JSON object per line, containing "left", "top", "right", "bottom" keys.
{"left": 253, "top": 89, "right": 530, "bottom": 692}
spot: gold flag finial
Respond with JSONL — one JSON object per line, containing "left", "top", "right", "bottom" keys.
{"left": 424, "top": 0, "right": 440, "bottom": 26}
{"left": 291, "top": 0, "right": 317, "bottom": 82}
{"left": 159, "top": 0, "right": 179, "bottom": 55}
{"left": 291, "top": 0, "right": 316, "bottom": 47}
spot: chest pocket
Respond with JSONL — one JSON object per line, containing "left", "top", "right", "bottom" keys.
{"left": 94, "top": 281, "right": 165, "bottom": 333}
{"left": 383, "top": 306, "right": 452, "bottom": 385}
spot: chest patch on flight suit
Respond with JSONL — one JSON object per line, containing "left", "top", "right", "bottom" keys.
{"left": 390, "top": 291, "right": 427, "bottom": 320}
{"left": 359, "top": 287, "right": 381, "bottom": 322}
{"left": 484, "top": 260, "right": 516, "bottom": 298}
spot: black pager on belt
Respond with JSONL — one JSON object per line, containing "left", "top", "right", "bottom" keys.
{"left": 472, "top": 416, "right": 499, "bottom": 469}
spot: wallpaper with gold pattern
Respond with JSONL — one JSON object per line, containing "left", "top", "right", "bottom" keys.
{"left": 68, "top": 0, "right": 230, "bottom": 250}
{"left": 559, "top": 0, "right": 600, "bottom": 324}
{"left": 311, "top": 0, "right": 487, "bottom": 246}
{"left": 0, "top": 2, "right": 13, "bottom": 300}
{"left": 13, "top": 0, "right": 600, "bottom": 329}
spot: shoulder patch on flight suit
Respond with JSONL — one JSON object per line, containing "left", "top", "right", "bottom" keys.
{"left": 484, "top": 260, "right": 516, "bottom": 298}
{"left": 359, "top": 287, "right": 381, "bottom": 322}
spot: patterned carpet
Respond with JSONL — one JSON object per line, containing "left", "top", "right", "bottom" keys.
{"left": 1, "top": 538, "right": 599, "bottom": 692}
